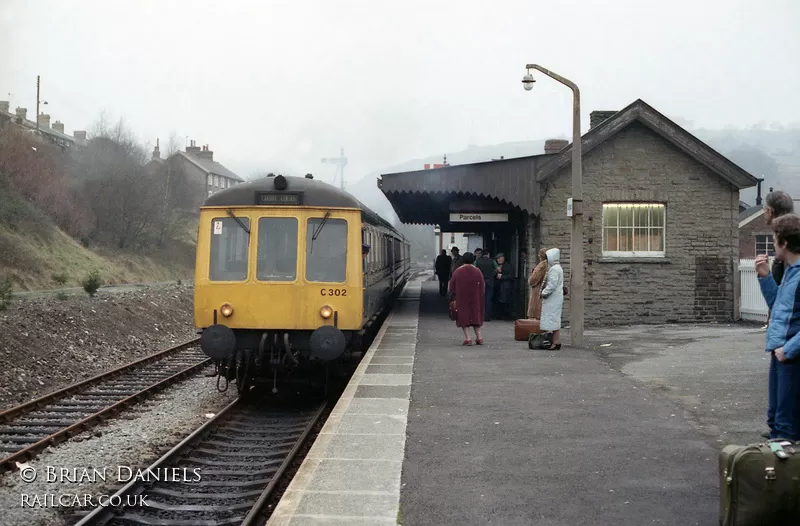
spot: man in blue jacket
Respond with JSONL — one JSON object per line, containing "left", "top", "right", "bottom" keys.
{"left": 757, "top": 213, "right": 800, "bottom": 440}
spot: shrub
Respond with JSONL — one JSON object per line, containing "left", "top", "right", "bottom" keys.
{"left": 52, "top": 272, "right": 69, "bottom": 286}
{"left": 81, "top": 270, "right": 102, "bottom": 296}
{"left": 55, "top": 291, "right": 68, "bottom": 301}
{"left": 0, "top": 276, "right": 12, "bottom": 310}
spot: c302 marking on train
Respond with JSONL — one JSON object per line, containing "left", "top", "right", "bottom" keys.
{"left": 320, "top": 288, "right": 347, "bottom": 297}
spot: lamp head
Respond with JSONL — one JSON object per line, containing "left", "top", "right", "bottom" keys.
{"left": 522, "top": 71, "right": 535, "bottom": 91}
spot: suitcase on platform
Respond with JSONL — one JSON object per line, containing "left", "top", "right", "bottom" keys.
{"left": 719, "top": 440, "right": 800, "bottom": 525}
{"left": 514, "top": 319, "right": 540, "bottom": 341}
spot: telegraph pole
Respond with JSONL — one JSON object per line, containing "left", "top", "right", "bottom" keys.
{"left": 36, "top": 75, "right": 40, "bottom": 134}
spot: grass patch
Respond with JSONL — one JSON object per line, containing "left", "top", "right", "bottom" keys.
{"left": 0, "top": 185, "right": 196, "bottom": 291}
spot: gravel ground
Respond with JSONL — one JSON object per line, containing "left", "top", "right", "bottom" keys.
{"left": 0, "top": 374, "right": 235, "bottom": 526}
{"left": 0, "top": 283, "right": 196, "bottom": 409}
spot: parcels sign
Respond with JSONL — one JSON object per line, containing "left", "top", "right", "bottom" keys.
{"left": 449, "top": 213, "right": 508, "bottom": 222}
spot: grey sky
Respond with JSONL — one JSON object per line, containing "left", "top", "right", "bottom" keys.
{"left": 2, "top": 0, "right": 798, "bottom": 185}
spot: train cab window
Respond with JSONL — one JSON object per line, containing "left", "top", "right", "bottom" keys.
{"left": 306, "top": 217, "right": 347, "bottom": 283}
{"left": 209, "top": 217, "right": 250, "bottom": 281}
{"left": 256, "top": 217, "right": 298, "bottom": 281}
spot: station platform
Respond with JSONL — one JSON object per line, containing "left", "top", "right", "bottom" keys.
{"left": 270, "top": 280, "right": 721, "bottom": 525}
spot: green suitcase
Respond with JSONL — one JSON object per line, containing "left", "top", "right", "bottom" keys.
{"left": 719, "top": 441, "right": 800, "bottom": 525}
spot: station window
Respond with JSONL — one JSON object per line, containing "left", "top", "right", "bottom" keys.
{"left": 209, "top": 217, "right": 250, "bottom": 281}
{"left": 256, "top": 217, "right": 298, "bottom": 281}
{"left": 755, "top": 234, "right": 775, "bottom": 257}
{"left": 207, "top": 174, "right": 212, "bottom": 187}
{"left": 602, "top": 203, "right": 665, "bottom": 257}
{"left": 306, "top": 217, "right": 347, "bottom": 282}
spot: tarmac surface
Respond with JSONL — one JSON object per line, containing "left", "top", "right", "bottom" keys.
{"left": 270, "top": 279, "right": 771, "bottom": 525}
{"left": 399, "top": 282, "right": 769, "bottom": 525}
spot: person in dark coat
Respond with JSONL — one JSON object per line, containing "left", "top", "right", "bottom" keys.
{"left": 450, "top": 247, "right": 464, "bottom": 275}
{"left": 475, "top": 248, "right": 497, "bottom": 321}
{"left": 434, "top": 249, "right": 452, "bottom": 296}
{"left": 449, "top": 252, "right": 485, "bottom": 345}
{"left": 494, "top": 253, "right": 515, "bottom": 320}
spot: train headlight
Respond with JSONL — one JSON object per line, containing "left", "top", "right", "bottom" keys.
{"left": 220, "top": 303, "right": 234, "bottom": 317}
{"left": 319, "top": 305, "right": 333, "bottom": 319}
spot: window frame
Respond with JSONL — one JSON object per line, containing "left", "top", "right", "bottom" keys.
{"left": 755, "top": 234, "right": 776, "bottom": 257}
{"left": 208, "top": 216, "right": 251, "bottom": 282}
{"left": 304, "top": 216, "right": 348, "bottom": 283}
{"left": 255, "top": 216, "right": 299, "bottom": 283}
{"left": 601, "top": 202, "right": 666, "bottom": 258}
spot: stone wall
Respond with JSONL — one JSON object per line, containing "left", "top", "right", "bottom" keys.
{"left": 536, "top": 122, "right": 740, "bottom": 326}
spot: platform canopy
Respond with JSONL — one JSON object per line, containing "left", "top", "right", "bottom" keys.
{"left": 378, "top": 155, "right": 551, "bottom": 227}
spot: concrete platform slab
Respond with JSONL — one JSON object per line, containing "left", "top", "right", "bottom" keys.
{"left": 268, "top": 282, "right": 421, "bottom": 525}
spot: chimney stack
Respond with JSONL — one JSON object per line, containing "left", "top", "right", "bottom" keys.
{"left": 38, "top": 113, "right": 51, "bottom": 129}
{"left": 755, "top": 178, "right": 764, "bottom": 206}
{"left": 15, "top": 107, "right": 27, "bottom": 121}
{"left": 196, "top": 144, "right": 214, "bottom": 161}
{"left": 73, "top": 130, "right": 87, "bottom": 143}
{"left": 186, "top": 139, "right": 201, "bottom": 156}
{"left": 52, "top": 120, "right": 65, "bottom": 134}
{"left": 590, "top": 110, "right": 617, "bottom": 129}
{"left": 153, "top": 138, "right": 161, "bottom": 160}
{"left": 544, "top": 139, "right": 569, "bottom": 154}
{"left": 0, "top": 101, "right": 9, "bottom": 113}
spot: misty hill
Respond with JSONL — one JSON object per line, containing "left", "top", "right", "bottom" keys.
{"left": 346, "top": 127, "right": 800, "bottom": 226}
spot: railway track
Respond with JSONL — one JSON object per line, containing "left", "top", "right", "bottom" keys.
{"left": 0, "top": 339, "right": 208, "bottom": 473}
{"left": 73, "top": 396, "right": 326, "bottom": 525}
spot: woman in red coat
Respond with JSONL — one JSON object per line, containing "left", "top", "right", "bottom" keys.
{"left": 448, "top": 252, "right": 486, "bottom": 345}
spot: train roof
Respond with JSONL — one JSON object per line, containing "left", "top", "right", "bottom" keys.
{"left": 203, "top": 175, "right": 400, "bottom": 234}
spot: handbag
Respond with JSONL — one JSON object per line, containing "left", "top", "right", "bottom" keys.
{"left": 528, "top": 332, "right": 553, "bottom": 350}
{"left": 448, "top": 300, "right": 457, "bottom": 321}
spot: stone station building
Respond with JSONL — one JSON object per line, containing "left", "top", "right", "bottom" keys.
{"left": 379, "top": 99, "right": 759, "bottom": 325}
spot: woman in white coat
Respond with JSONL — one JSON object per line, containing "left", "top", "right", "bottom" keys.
{"left": 540, "top": 248, "right": 564, "bottom": 350}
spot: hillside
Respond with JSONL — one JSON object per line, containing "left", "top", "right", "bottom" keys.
{"left": 0, "top": 186, "right": 195, "bottom": 292}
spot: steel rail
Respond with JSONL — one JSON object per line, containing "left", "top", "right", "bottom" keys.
{"left": 0, "top": 339, "right": 207, "bottom": 473}
{"left": 73, "top": 399, "right": 327, "bottom": 526}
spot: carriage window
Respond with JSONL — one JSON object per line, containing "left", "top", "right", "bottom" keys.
{"left": 257, "top": 218, "right": 298, "bottom": 281}
{"left": 306, "top": 218, "right": 347, "bottom": 282}
{"left": 209, "top": 217, "right": 250, "bottom": 281}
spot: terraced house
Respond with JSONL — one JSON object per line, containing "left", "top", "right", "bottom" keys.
{"left": 379, "top": 99, "right": 759, "bottom": 325}
{"left": 147, "top": 139, "right": 245, "bottom": 209}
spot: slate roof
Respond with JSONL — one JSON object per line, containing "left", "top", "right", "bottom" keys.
{"left": 738, "top": 206, "right": 763, "bottom": 225}
{"left": 379, "top": 99, "right": 760, "bottom": 224}
{"left": 0, "top": 107, "right": 77, "bottom": 145}
{"left": 536, "top": 99, "right": 759, "bottom": 190}
{"left": 177, "top": 151, "right": 244, "bottom": 182}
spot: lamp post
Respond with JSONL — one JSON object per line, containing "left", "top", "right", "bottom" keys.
{"left": 522, "top": 64, "right": 584, "bottom": 347}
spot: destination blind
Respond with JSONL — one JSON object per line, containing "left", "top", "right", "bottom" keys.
{"left": 256, "top": 192, "right": 302, "bottom": 205}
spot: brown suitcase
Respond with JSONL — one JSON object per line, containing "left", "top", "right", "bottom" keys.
{"left": 514, "top": 319, "right": 540, "bottom": 341}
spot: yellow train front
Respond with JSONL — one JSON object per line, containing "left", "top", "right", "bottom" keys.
{"left": 194, "top": 174, "right": 410, "bottom": 394}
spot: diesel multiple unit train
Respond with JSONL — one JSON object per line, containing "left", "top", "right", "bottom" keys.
{"left": 194, "top": 173, "right": 410, "bottom": 394}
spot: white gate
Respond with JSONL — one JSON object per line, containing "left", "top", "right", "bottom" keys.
{"left": 739, "top": 258, "right": 769, "bottom": 322}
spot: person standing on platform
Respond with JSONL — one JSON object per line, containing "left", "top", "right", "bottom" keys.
{"left": 540, "top": 248, "right": 564, "bottom": 350}
{"left": 434, "top": 249, "right": 452, "bottom": 296}
{"left": 756, "top": 214, "right": 800, "bottom": 440}
{"left": 450, "top": 246, "right": 464, "bottom": 275}
{"left": 527, "top": 248, "right": 549, "bottom": 320}
{"left": 475, "top": 248, "right": 497, "bottom": 322}
{"left": 494, "top": 253, "right": 515, "bottom": 320}
{"left": 448, "top": 252, "right": 485, "bottom": 346}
